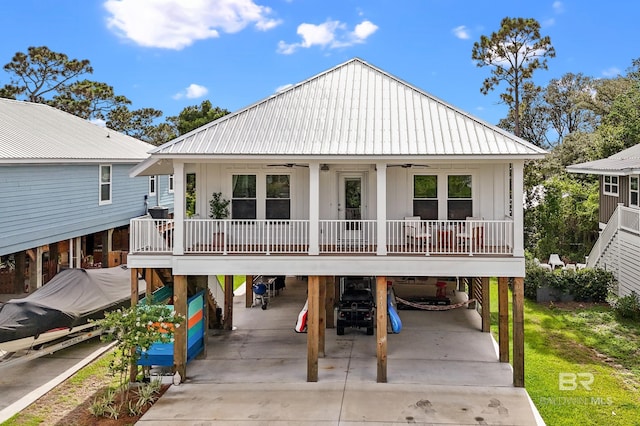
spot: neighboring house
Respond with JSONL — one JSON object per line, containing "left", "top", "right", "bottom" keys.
{"left": 0, "top": 98, "right": 173, "bottom": 293}
{"left": 567, "top": 143, "right": 640, "bottom": 297}
{"left": 128, "top": 58, "right": 546, "bottom": 385}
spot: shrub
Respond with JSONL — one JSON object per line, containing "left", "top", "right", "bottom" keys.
{"left": 524, "top": 260, "right": 615, "bottom": 302}
{"left": 89, "top": 304, "right": 184, "bottom": 419}
{"left": 97, "top": 304, "right": 184, "bottom": 386}
{"left": 610, "top": 292, "right": 640, "bottom": 320}
{"left": 571, "top": 268, "right": 615, "bottom": 303}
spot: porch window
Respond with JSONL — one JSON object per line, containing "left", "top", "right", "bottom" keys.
{"left": 266, "top": 175, "right": 290, "bottom": 219}
{"left": 630, "top": 176, "right": 639, "bottom": 208}
{"left": 447, "top": 175, "right": 472, "bottom": 220}
{"left": 603, "top": 175, "right": 619, "bottom": 196}
{"left": 232, "top": 175, "right": 256, "bottom": 219}
{"left": 149, "top": 175, "right": 156, "bottom": 196}
{"left": 413, "top": 175, "right": 438, "bottom": 220}
{"left": 99, "top": 165, "right": 112, "bottom": 205}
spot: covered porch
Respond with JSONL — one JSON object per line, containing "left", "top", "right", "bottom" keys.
{"left": 130, "top": 217, "right": 515, "bottom": 256}
{"left": 130, "top": 154, "right": 525, "bottom": 259}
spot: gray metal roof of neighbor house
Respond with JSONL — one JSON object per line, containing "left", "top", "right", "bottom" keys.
{"left": 0, "top": 98, "right": 154, "bottom": 164}
{"left": 149, "top": 58, "right": 546, "bottom": 160}
{"left": 567, "top": 143, "right": 640, "bottom": 175}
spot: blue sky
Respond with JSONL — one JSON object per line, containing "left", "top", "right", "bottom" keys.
{"left": 1, "top": 0, "right": 638, "bottom": 127}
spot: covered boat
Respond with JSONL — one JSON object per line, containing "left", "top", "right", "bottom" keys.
{"left": 0, "top": 266, "right": 140, "bottom": 351}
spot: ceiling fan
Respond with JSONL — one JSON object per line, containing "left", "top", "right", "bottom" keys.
{"left": 266, "top": 163, "right": 309, "bottom": 168}
{"left": 387, "top": 163, "right": 429, "bottom": 168}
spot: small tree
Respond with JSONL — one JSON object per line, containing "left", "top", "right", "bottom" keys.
{"left": 209, "top": 192, "right": 230, "bottom": 219}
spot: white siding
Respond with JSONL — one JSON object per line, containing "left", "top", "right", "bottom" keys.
{"left": 617, "top": 232, "right": 640, "bottom": 297}
{"left": 594, "top": 231, "right": 640, "bottom": 297}
{"left": 196, "top": 162, "right": 511, "bottom": 222}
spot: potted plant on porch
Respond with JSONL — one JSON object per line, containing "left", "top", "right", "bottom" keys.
{"left": 209, "top": 192, "right": 230, "bottom": 248}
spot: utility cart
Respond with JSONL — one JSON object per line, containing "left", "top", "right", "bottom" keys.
{"left": 336, "top": 277, "right": 375, "bottom": 335}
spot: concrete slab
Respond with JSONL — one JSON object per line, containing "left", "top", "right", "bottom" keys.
{"left": 340, "top": 383, "right": 537, "bottom": 425}
{"left": 138, "top": 276, "right": 543, "bottom": 425}
{"left": 0, "top": 340, "right": 112, "bottom": 423}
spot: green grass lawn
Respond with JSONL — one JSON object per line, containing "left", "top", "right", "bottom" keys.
{"left": 488, "top": 280, "right": 640, "bottom": 425}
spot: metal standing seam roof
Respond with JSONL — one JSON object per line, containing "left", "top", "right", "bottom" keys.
{"left": 0, "top": 98, "right": 154, "bottom": 163}
{"left": 150, "top": 58, "right": 546, "bottom": 158}
{"left": 567, "top": 143, "right": 640, "bottom": 175}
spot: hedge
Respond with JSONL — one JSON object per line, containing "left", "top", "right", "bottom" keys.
{"left": 524, "top": 258, "right": 616, "bottom": 303}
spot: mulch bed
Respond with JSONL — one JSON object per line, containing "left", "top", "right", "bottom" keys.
{"left": 53, "top": 383, "right": 170, "bottom": 426}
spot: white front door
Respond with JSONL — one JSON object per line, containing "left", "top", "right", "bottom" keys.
{"left": 338, "top": 173, "right": 366, "bottom": 240}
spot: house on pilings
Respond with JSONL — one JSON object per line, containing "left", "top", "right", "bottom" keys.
{"left": 0, "top": 98, "right": 173, "bottom": 293}
{"left": 127, "top": 58, "right": 546, "bottom": 386}
{"left": 568, "top": 142, "right": 640, "bottom": 297}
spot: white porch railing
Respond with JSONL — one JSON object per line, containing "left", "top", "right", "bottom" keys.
{"left": 130, "top": 217, "right": 174, "bottom": 253}
{"left": 587, "top": 205, "right": 640, "bottom": 268}
{"left": 129, "top": 218, "right": 514, "bottom": 256}
{"left": 185, "top": 219, "right": 310, "bottom": 254}
{"left": 386, "top": 219, "right": 514, "bottom": 255}
{"left": 319, "top": 220, "right": 377, "bottom": 254}
{"left": 620, "top": 205, "right": 640, "bottom": 234}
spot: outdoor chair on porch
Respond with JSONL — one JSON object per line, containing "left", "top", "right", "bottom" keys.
{"left": 404, "top": 216, "right": 430, "bottom": 251}
{"left": 456, "top": 217, "right": 484, "bottom": 252}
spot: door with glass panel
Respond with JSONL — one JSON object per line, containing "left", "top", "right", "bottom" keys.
{"left": 338, "top": 174, "right": 365, "bottom": 246}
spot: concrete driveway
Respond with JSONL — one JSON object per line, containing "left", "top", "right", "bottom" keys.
{"left": 139, "top": 277, "right": 543, "bottom": 425}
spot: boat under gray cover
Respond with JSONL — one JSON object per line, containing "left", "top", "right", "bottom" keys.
{"left": 0, "top": 266, "right": 134, "bottom": 344}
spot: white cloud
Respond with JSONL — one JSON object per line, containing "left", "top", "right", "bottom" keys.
{"left": 275, "top": 83, "right": 293, "bottom": 93}
{"left": 173, "top": 83, "right": 209, "bottom": 100}
{"left": 452, "top": 25, "right": 470, "bottom": 40}
{"left": 104, "top": 0, "right": 281, "bottom": 50}
{"left": 601, "top": 67, "right": 621, "bottom": 77}
{"left": 552, "top": 1, "right": 564, "bottom": 13}
{"left": 277, "top": 19, "right": 378, "bottom": 54}
{"left": 91, "top": 118, "right": 107, "bottom": 127}
{"left": 300, "top": 21, "right": 342, "bottom": 47}
{"left": 353, "top": 20, "right": 378, "bottom": 40}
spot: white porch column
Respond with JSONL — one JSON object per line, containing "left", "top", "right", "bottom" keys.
{"left": 69, "top": 238, "right": 74, "bottom": 268}
{"left": 512, "top": 161, "right": 524, "bottom": 257}
{"left": 173, "top": 161, "right": 185, "bottom": 255}
{"left": 309, "top": 162, "right": 320, "bottom": 255}
{"left": 75, "top": 237, "right": 82, "bottom": 267}
{"left": 36, "top": 246, "right": 43, "bottom": 288}
{"left": 376, "top": 162, "right": 387, "bottom": 255}
{"left": 107, "top": 229, "right": 114, "bottom": 252}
